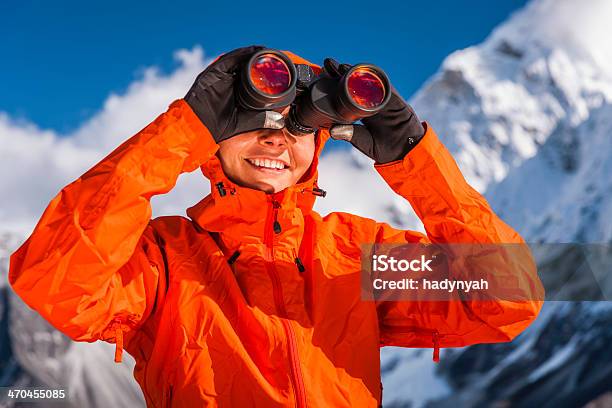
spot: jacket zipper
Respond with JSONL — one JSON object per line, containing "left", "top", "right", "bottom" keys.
{"left": 272, "top": 200, "right": 282, "bottom": 234}
{"left": 282, "top": 319, "right": 307, "bottom": 408}
{"left": 381, "top": 325, "right": 443, "bottom": 362}
{"left": 264, "top": 198, "right": 287, "bottom": 317}
{"left": 166, "top": 385, "right": 173, "bottom": 407}
{"left": 264, "top": 197, "right": 307, "bottom": 408}
{"left": 227, "top": 250, "right": 241, "bottom": 265}
{"left": 265, "top": 261, "right": 288, "bottom": 317}
{"left": 264, "top": 198, "right": 281, "bottom": 260}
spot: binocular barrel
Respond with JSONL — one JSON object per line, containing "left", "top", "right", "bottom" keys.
{"left": 237, "top": 49, "right": 391, "bottom": 134}
{"left": 237, "top": 50, "right": 298, "bottom": 110}
{"left": 340, "top": 65, "right": 389, "bottom": 117}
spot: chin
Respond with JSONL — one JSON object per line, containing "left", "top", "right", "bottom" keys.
{"left": 259, "top": 185, "right": 277, "bottom": 194}
{"left": 244, "top": 178, "right": 290, "bottom": 194}
{"left": 260, "top": 182, "right": 288, "bottom": 194}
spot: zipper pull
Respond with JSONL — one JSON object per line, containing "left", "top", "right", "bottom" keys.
{"left": 216, "top": 182, "right": 227, "bottom": 197}
{"left": 295, "top": 257, "right": 306, "bottom": 273}
{"left": 228, "top": 250, "right": 241, "bottom": 265}
{"left": 432, "top": 331, "right": 440, "bottom": 363}
{"left": 272, "top": 201, "right": 282, "bottom": 234}
{"left": 312, "top": 187, "right": 326, "bottom": 197}
{"left": 301, "top": 187, "right": 327, "bottom": 197}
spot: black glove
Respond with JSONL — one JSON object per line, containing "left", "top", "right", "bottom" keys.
{"left": 325, "top": 58, "right": 425, "bottom": 164}
{"left": 184, "top": 45, "right": 285, "bottom": 142}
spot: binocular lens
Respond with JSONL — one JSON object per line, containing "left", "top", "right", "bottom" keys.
{"left": 346, "top": 68, "right": 386, "bottom": 109}
{"left": 249, "top": 54, "right": 292, "bottom": 96}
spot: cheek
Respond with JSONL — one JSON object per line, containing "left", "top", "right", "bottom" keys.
{"left": 217, "top": 140, "right": 248, "bottom": 174}
{"left": 219, "top": 134, "right": 257, "bottom": 155}
{"left": 219, "top": 137, "right": 248, "bottom": 156}
{"left": 293, "top": 139, "right": 316, "bottom": 171}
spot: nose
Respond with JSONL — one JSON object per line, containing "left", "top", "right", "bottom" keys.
{"left": 258, "top": 129, "right": 288, "bottom": 148}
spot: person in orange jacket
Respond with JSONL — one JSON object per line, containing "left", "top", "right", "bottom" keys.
{"left": 9, "top": 46, "right": 543, "bottom": 407}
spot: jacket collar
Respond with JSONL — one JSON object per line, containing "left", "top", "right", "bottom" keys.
{"left": 186, "top": 129, "right": 329, "bottom": 243}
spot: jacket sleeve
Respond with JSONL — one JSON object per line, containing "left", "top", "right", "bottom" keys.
{"left": 373, "top": 123, "right": 544, "bottom": 356}
{"left": 9, "top": 100, "right": 218, "bottom": 360}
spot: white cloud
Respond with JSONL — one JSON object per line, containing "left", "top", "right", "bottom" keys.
{"left": 0, "top": 46, "right": 211, "bottom": 236}
{"left": 316, "top": 147, "right": 423, "bottom": 231}
{"left": 71, "top": 48, "right": 207, "bottom": 151}
{"left": 0, "top": 46, "right": 421, "bottom": 238}
{"left": 0, "top": 114, "right": 96, "bottom": 233}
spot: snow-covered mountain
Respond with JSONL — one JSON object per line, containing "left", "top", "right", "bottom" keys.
{"left": 489, "top": 102, "right": 612, "bottom": 243}
{"left": 380, "top": 0, "right": 612, "bottom": 406}
{"left": 411, "top": 0, "right": 612, "bottom": 194}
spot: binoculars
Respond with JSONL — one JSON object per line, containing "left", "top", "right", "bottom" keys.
{"left": 236, "top": 49, "right": 391, "bottom": 135}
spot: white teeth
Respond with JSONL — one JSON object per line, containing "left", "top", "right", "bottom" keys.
{"left": 248, "top": 158, "right": 286, "bottom": 169}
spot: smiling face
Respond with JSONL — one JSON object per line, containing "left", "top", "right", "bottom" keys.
{"left": 217, "top": 126, "right": 316, "bottom": 194}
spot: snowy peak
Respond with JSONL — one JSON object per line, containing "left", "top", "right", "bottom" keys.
{"left": 410, "top": 0, "right": 612, "bottom": 193}
{"left": 487, "top": 0, "right": 612, "bottom": 73}
{"left": 489, "top": 102, "right": 612, "bottom": 243}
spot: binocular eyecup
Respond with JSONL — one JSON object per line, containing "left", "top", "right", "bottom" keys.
{"left": 236, "top": 49, "right": 391, "bottom": 135}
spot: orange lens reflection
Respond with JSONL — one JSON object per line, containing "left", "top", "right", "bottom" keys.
{"left": 250, "top": 54, "right": 291, "bottom": 96}
{"left": 347, "top": 68, "right": 385, "bottom": 108}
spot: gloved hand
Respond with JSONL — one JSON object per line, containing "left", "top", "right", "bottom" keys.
{"left": 185, "top": 45, "right": 285, "bottom": 142}
{"left": 325, "top": 58, "right": 425, "bottom": 164}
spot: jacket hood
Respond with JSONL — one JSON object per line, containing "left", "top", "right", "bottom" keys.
{"left": 187, "top": 51, "right": 330, "bottom": 236}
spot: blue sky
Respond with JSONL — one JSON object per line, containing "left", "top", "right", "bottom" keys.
{"left": 1, "top": 0, "right": 527, "bottom": 133}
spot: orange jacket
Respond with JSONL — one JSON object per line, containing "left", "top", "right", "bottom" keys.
{"left": 9, "top": 53, "right": 543, "bottom": 407}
